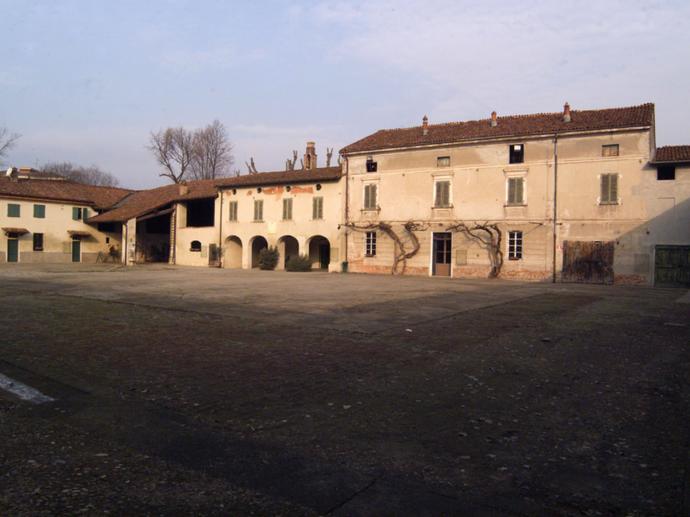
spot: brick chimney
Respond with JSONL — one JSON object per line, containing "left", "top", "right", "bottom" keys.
{"left": 563, "top": 102, "right": 571, "bottom": 123}
{"left": 422, "top": 115, "right": 429, "bottom": 136}
{"left": 303, "top": 141, "right": 317, "bottom": 170}
{"left": 490, "top": 111, "right": 498, "bottom": 127}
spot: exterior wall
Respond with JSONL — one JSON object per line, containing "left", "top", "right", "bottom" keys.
{"left": 174, "top": 198, "right": 221, "bottom": 267}
{"left": 219, "top": 180, "right": 345, "bottom": 271}
{"left": 0, "top": 198, "right": 120, "bottom": 264}
{"left": 344, "top": 129, "right": 690, "bottom": 284}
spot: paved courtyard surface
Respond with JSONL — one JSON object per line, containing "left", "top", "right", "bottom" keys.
{"left": 0, "top": 264, "right": 689, "bottom": 515}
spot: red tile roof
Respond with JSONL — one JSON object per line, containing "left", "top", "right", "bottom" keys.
{"left": 653, "top": 145, "right": 690, "bottom": 163}
{"left": 88, "top": 167, "right": 341, "bottom": 223}
{"left": 0, "top": 177, "right": 132, "bottom": 209}
{"left": 340, "top": 104, "right": 655, "bottom": 154}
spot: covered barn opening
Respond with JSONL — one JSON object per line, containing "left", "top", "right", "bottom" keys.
{"left": 135, "top": 208, "right": 172, "bottom": 263}
{"left": 185, "top": 198, "right": 215, "bottom": 227}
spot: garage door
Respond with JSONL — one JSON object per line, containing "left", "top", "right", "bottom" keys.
{"left": 655, "top": 245, "right": 690, "bottom": 288}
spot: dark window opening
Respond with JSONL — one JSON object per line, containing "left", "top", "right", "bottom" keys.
{"left": 33, "top": 233, "right": 44, "bottom": 251}
{"left": 509, "top": 144, "right": 524, "bottom": 164}
{"left": 186, "top": 198, "right": 215, "bottom": 227}
{"left": 366, "top": 157, "right": 378, "bottom": 172}
{"left": 98, "top": 222, "right": 116, "bottom": 232}
{"left": 190, "top": 240, "right": 202, "bottom": 252}
{"left": 657, "top": 165, "right": 676, "bottom": 181}
{"left": 145, "top": 216, "right": 170, "bottom": 234}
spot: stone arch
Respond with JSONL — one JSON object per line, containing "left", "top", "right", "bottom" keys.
{"left": 308, "top": 235, "right": 330, "bottom": 270}
{"left": 277, "top": 235, "right": 299, "bottom": 270}
{"left": 250, "top": 236, "right": 268, "bottom": 268}
{"left": 224, "top": 235, "right": 242, "bottom": 268}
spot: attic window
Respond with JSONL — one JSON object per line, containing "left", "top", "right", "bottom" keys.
{"left": 437, "top": 156, "right": 451, "bottom": 168}
{"left": 366, "top": 157, "right": 378, "bottom": 172}
{"left": 190, "top": 240, "right": 202, "bottom": 252}
{"left": 657, "top": 165, "right": 675, "bottom": 181}
{"left": 509, "top": 144, "right": 524, "bottom": 164}
{"left": 602, "top": 144, "right": 619, "bottom": 157}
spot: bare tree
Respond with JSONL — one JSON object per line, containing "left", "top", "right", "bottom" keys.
{"left": 148, "top": 127, "right": 194, "bottom": 183}
{"left": 189, "top": 120, "right": 234, "bottom": 180}
{"left": 326, "top": 147, "right": 334, "bottom": 167}
{"left": 447, "top": 221, "right": 504, "bottom": 278}
{"left": 245, "top": 157, "right": 258, "bottom": 174}
{"left": 41, "top": 162, "right": 120, "bottom": 187}
{"left": 0, "top": 127, "right": 20, "bottom": 165}
{"left": 285, "top": 150, "right": 298, "bottom": 171}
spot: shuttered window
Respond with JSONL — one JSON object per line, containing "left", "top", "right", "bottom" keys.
{"left": 33, "top": 233, "right": 44, "bottom": 251}
{"left": 253, "top": 200, "right": 263, "bottom": 221}
{"left": 312, "top": 196, "right": 323, "bottom": 220}
{"left": 72, "top": 207, "right": 82, "bottom": 220}
{"left": 434, "top": 180, "right": 451, "bottom": 207}
{"left": 437, "top": 156, "right": 451, "bottom": 167}
{"left": 33, "top": 204, "right": 46, "bottom": 218}
{"left": 507, "top": 177, "right": 525, "bottom": 205}
{"left": 365, "top": 231, "right": 376, "bottom": 256}
{"left": 282, "top": 198, "right": 293, "bottom": 220}
{"left": 600, "top": 174, "right": 619, "bottom": 204}
{"left": 7, "top": 203, "right": 20, "bottom": 217}
{"left": 363, "top": 184, "right": 377, "bottom": 210}
{"left": 602, "top": 144, "right": 619, "bottom": 157}
{"left": 228, "top": 201, "right": 238, "bottom": 221}
{"left": 82, "top": 207, "right": 89, "bottom": 220}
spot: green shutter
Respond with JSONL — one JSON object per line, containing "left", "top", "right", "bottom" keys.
{"left": 82, "top": 207, "right": 89, "bottom": 220}
{"left": 516, "top": 178, "right": 524, "bottom": 204}
{"left": 33, "top": 204, "right": 45, "bottom": 218}
{"left": 7, "top": 204, "right": 20, "bottom": 217}
{"left": 610, "top": 174, "right": 618, "bottom": 203}
{"left": 72, "top": 207, "right": 80, "bottom": 220}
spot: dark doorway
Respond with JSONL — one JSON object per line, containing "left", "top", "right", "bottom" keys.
{"left": 251, "top": 236, "right": 268, "bottom": 268}
{"left": 433, "top": 232, "right": 451, "bottom": 276}
{"left": 308, "top": 236, "right": 330, "bottom": 270}
{"left": 7, "top": 238, "right": 18, "bottom": 262}
{"left": 562, "top": 240, "right": 614, "bottom": 284}
{"left": 655, "top": 245, "right": 690, "bottom": 287}
{"left": 71, "top": 237, "right": 81, "bottom": 263}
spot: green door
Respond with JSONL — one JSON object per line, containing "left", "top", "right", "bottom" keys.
{"left": 655, "top": 245, "right": 690, "bottom": 287}
{"left": 7, "top": 239, "right": 18, "bottom": 262}
{"left": 71, "top": 239, "right": 81, "bottom": 263}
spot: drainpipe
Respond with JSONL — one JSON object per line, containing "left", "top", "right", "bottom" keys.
{"left": 217, "top": 191, "right": 223, "bottom": 268}
{"left": 552, "top": 133, "right": 559, "bottom": 283}
{"left": 344, "top": 156, "right": 350, "bottom": 270}
{"left": 123, "top": 221, "right": 128, "bottom": 265}
{"left": 170, "top": 205, "right": 177, "bottom": 265}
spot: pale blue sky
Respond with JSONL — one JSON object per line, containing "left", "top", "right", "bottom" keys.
{"left": 2, "top": 0, "right": 689, "bottom": 188}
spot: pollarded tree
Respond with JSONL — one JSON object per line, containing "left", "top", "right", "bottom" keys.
{"left": 0, "top": 127, "right": 20, "bottom": 165}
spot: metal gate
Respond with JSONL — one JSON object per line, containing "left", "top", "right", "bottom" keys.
{"left": 655, "top": 245, "right": 690, "bottom": 288}
{"left": 562, "top": 240, "right": 614, "bottom": 284}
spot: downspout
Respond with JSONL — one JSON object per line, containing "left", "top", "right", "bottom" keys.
{"left": 217, "top": 191, "right": 223, "bottom": 268}
{"left": 552, "top": 133, "right": 559, "bottom": 283}
{"left": 123, "top": 221, "right": 128, "bottom": 265}
{"left": 170, "top": 205, "right": 177, "bottom": 265}
{"left": 344, "top": 156, "right": 350, "bottom": 269}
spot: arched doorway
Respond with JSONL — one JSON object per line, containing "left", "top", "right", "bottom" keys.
{"left": 308, "top": 235, "right": 330, "bottom": 270}
{"left": 277, "top": 235, "right": 299, "bottom": 269}
{"left": 224, "top": 236, "right": 242, "bottom": 268}
{"left": 250, "top": 236, "right": 268, "bottom": 268}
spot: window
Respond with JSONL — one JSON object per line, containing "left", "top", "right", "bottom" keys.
{"left": 98, "top": 222, "right": 116, "bottom": 232}
{"left": 602, "top": 144, "right": 619, "bottom": 157}
{"left": 33, "top": 204, "right": 45, "bottom": 218}
{"left": 366, "top": 157, "right": 377, "bottom": 172}
{"left": 437, "top": 156, "right": 451, "bottom": 168}
{"left": 253, "top": 199, "right": 263, "bottom": 221}
{"left": 7, "top": 203, "right": 20, "bottom": 217}
{"left": 228, "top": 201, "right": 238, "bottom": 221}
{"left": 363, "top": 184, "right": 378, "bottom": 210}
{"left": 508, "top": 231, "right": 523, "bottom": 260}
{"left": 365, "top": 231, "right": 377, "bottom": 257}
{"left": 657, "top": 165, "right": 676, "bottom": 181}
{"left": 600, "top": 173, "right": 619, "bottom": 204}
{"left": 190, "top": 240, "right": 202, "bottom": 252}
{"left": 509, "top": 144, "right": 524, "bottom": 164}
{"left": 312, "top": 196, "right": 323, "bottom": 220}
{"left": 282, "top": 198, "right": 293, "bottom": 220}
{"left": 507, "top": 177, "right": 525, "bottom": 205}
{"left": 72, "top": 207, "right": 82, "bottom": 220}
{"left": 33, "top": 233, "right": 44, "bottom": 251}
{"left": 434, "top": 180, "right": 451, "bottom": 208}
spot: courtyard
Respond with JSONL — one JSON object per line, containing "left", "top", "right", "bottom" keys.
{"left": 0, "top": 264, "right": 689, "bottom": 515}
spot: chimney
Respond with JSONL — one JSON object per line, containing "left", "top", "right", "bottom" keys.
{"left": 563, "top": 102, "right": 571, "bottom": 123}
{"left": 422, "top": 115, "right": 429, "bottom": 136}
{"left": 5, "top": 167, "right": 17, "bottom": 181}
{"left": 304, "top": 141, "right": 317, "bottom": 170}
{"left": 178, "top": 182, "right": 189, "bottom": 196}
{"left": 490, "top": 111, "right": 498, "bottom": 127}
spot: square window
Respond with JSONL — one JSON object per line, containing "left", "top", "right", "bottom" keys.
{"left": 363, "top": 184, "right": 378, "bottom": 210}
{"left": 507, "top": 177, "right": 525, "bottom": 205}
{"left": 602, "top": 144, "right": 619, "bottom": 157}
{"left": 657, "top": 166, "right": 675, "bottom": 181}
{"left": 33, "top": 204, "right": 46, "bottom": 218}
{"left": 7, "top": 203, "right": 20, "bottom": 217}
{"left": 365, "top": 231, "right": 377, "bottom": 257}
{"left": 434, "top": 180, "right": 451, "bottom": 207}
{"left": 33, "top": 233, "right": 44, "bottom": 251}
{"left": 600, "top": 174, "right": 619, "bottom": 204}
{"left": 508, "top": 231, "right": 522, "bottom": 260}
{"left": 437, "top": 156, "right": 451, "bottom": 168}
{"left": 366, "top": 157, "right": 377, "bottom": 172}
{"left": 509, "top": 144, "right": 524, "bottom": 164}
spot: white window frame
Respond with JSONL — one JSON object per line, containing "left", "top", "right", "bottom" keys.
{"left": 508, "top": 230, "right": 523, "bottom": 260}
{"left": 365, "top": 231, "right": 376, "bottom": 257}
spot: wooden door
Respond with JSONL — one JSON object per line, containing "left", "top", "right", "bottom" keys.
{"left": 562, "top": 240, "right": 614, "bottom": 284}
{"left": 655, "top": 246, "right": 690, "bottom": 287}
{"left": 433, "top": 233, "right": 452, "bottom": 276}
